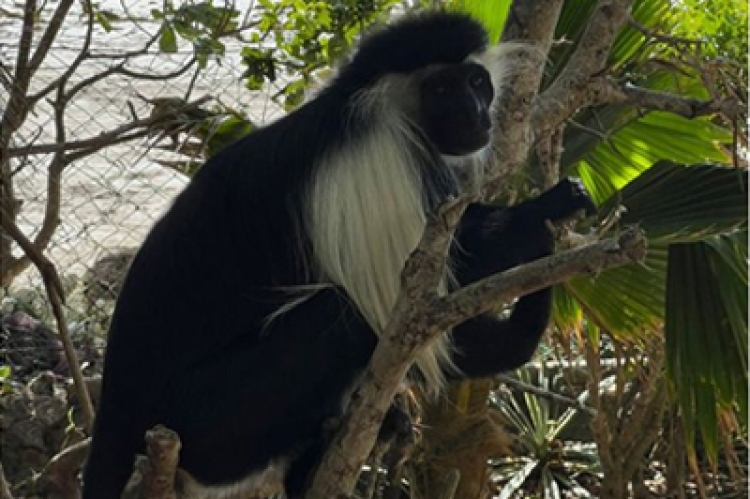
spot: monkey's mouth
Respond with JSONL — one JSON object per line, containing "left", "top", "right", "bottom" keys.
{"left": 440, "top": 126, "right": 491, "bottom": 157}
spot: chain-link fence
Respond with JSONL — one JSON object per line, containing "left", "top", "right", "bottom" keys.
{"left": 1, "top": 1, "right": 285, "bottom": 329}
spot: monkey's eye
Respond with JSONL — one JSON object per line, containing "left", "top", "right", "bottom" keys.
{"left": 469, "top": 72, "right": 486, "bottom": 88}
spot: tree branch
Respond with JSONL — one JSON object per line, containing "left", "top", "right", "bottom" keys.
{"left": 432, "top": 228, "right": 645, "bottom": 332}
{"left": 590, "top": 77, "right": 744, "bottom": 119}
{"left": 535, "top": 125, "right": 565, "bottom": 189}
{"left": 5, "top": 96, "right": 211, "bottom": 157}
{"left": 496, "top": 373, "right": 597, "bottom": 416}
{"left": 27, "top": 0, "right": 75, "bottom": 79}
{"left": 0, "top": 212, "right": 95, "bottom": 431}
{"left": 307, "top": 202, "right": 646, "bottom": 498}
{"left": 532, "top": 0, "right": 635, "bottom": 136}
{"left": 484, "top": 0, "right": 566, "bottom": 196}
{"left": 143, "top": 426, "right": 181, "bottom": 499}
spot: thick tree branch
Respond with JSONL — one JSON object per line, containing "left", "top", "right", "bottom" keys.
{"left": 532, "top": 0, "right": 634, "bottom": 136}
{"left": 535, "top": 125, "right": 565, "bottom": 189}
{"left": 484, "top": 0, "right": 565, "bottom": 197}
{"left": 143, "top": 426, "right": 181, "bottom": 499}
{"left": 305, "top": 198, "right": 470, "bottom": 499}
{"left": 307, "top": 201, "right": 646, "bottom": 498}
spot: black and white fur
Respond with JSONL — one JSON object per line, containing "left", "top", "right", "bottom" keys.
{"left": 82, "top": 11, "right": 594, "bottom": 499}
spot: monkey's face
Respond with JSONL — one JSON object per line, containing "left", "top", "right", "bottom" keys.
{"left": 418, "top": 63, "right": 495, "bottom": 157}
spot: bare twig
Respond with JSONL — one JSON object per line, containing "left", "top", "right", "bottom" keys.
{"left": 628, "top": 17, "right": 702, "bottom": 48}
{"left": 432, "top": 228, "right": 646, "bottom": 333}
{"left": 591, "top": 78, "right": 744, "bottom": 119}
{"left": 0, "top": 214, "right": 96, "bottom": 431}
{"left": 496, "top": 373, "right": 597, "bottom": 416}
{"left": 5, "top": 96, "right": 211, "bottom": 158}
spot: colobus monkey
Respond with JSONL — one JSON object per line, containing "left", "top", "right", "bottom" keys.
{"left": 83, "top": 11, "right": 594, "bottom": 499}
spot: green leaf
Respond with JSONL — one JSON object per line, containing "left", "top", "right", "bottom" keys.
{"left": 569, "top": 113, "right": 732, "bottom": 204}
{"left": 94, "top": 10, "right": 118, "bottom": 32}
{"left": 552, "top": 285, "right": 583, "bottom": 331}
{"left": 450, "top": 0, "right": 511, "bottom": 44}
{"left": 666, "top": 235, "right": 748, "bottom": 460}
{"left": 568, "top": 163, "right": 746, "bottom": 335}
{"left": 159, "top": 25, "right": 178, "bottom": 53}
{"left": 601, "top": 162, "right": 748, "bottom": 242}
{"left": 566, "top": 245, "right": 666, "bottom": 335}
{"left": 499, "top": 460, "right": 538, "bottom": 499}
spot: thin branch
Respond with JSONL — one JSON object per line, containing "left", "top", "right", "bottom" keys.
{"left": 115, "top": 57, "right": 198, "bottom": 81}
{"left": 496, "top": 373, "right": 597, "bottom": 416}
{"left": 27, "top": 31, "right": 163, "bottom": 104}
{"left": 27, "top": 0, "right": 75, "bottom": 78}
{"left": 30, "top": 63, "right": 123, "bottom": 105}
{"left": 628, "top": 17, "right": 703, "bottom": 48}
{"left": 432, "top": 228, "right": 646, "bottom": 333}
{"left": 0, "top": 212, "right": 95, "bottom": 432}
{"left": 63, "top": 130, "right": 153, "bottom": 163}
{"left": 591, "top": 77, "right": 744, "bottom": 119}
{"left": 86, "top": 31, "right": 162, "bottom": 59}
{"left": 5, "top": 96, "right": 211, "bottom": 157}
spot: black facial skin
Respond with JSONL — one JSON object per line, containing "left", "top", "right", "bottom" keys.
{"left": 419, "top": 62, "right": 494, "bottom": 156}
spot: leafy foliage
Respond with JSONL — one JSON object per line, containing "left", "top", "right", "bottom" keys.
{"left": 491, "top": 369, "right": 599, "bottom": 498}
{"left": 666, "top": 232, "right": 748, "bottom": 457}
{"left": 152, "top": 1, "right": 240, "bottom": 66}
{"left": 242, "top": 0, "right": 399, "bottom": 108}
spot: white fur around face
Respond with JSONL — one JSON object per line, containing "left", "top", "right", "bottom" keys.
{"left": 306, "top": 80, "right": 456, "bottom": 391}
{"left": 305, "top": 45, "right": 512, "bottom": 393}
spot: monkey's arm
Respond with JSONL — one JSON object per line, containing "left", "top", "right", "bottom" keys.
{"left": 448, "top": 178, "right": 595, "bottom": 378}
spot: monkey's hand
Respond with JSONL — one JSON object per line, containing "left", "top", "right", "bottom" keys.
{"left": 535, "top": 177, "right": 597, "bottom": 223}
